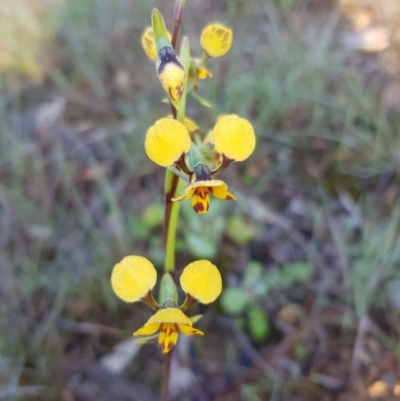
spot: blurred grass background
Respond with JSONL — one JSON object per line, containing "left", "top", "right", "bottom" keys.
{"left": 1, "top": 0, "right": 400, "bottom": 400}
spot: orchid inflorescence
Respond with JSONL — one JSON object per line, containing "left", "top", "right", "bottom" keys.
{"left": 142, "top": 10, "right": 256, "bottom": 214}
{"left": 111, "top": 3, "right": 256, "bottom": 359}
{"left": 111, "top": 256, "right": 222, "bottom": 353}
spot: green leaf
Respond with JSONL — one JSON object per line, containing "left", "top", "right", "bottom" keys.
{"left": 186, "top": 232, "right": 217, "bottom": 259}
{"left": 247, "top": 305, "right": 270, "bottom": 341}
{"left": 220, "top": 288, "right": 249, "bottom": 314}
{"left": 143, "top": 204, "right": 163, "bottom": 229}
{"left": 190, "top": 91, "right": 212, "bottom": 108}
{"left": 282, "top": 262, "right": 313, "bottom": 283}
{"left": 225, "top": 216, "right": 257, "bottom": 245}
{"left": 242, "top": 261, "right": 263, "bottom": 289}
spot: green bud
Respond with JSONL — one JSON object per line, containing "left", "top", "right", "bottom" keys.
{"left": 159, "top": 273, "right": 178, "bottom": 308}
{"left": 152, "top": 9, "right": 170, "bottom": 52}
{"left": 186, "top": 143, "right": 207, "bottom": 172}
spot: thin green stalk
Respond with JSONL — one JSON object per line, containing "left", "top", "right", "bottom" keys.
{"left": 164, "top": 36, "right": 191, "bottom": 273}
{"left": 165, "top": 178, "right": 184, "bottom": 272}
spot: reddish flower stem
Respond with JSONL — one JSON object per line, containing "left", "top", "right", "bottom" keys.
{"left": 161, "top": 349, "right": 173, "bottom": 401}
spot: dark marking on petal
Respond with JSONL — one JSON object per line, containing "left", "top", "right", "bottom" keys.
{"left": 193, "top": 202, "right": 205, "bottom": 213}
{"left": 225, "top": 195, "right": 235, "bottom": 200}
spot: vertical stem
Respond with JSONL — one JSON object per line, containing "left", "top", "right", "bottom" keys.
{"left": 161, "top": 349, "right": 173, "bottom": 401}
{"left": 165, "top": 178, "right": 184, "bottom": 272}
{"left": 161, "top": 5, "right": 189, "bottom": 398}
{"left": 171, "top": 0, "right": 186, "bottom": 49}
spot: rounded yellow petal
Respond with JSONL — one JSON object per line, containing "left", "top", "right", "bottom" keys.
{"left": 141, "top": 26, "right": 172, "bottom": 61}
{"left": 213, "top": 115, "right": 256, "bottom": 161}
{"left": 180, "top": 260, "right": 222, "bottom": 304}
{"left": 111, "top": 256, "right": 157, "bottom": 302}
{"left": 147, "top": 308, "right": 193, "bottom": 326}
{"left": 200, "top": 23, "right": 233, "bottom": 58}
{"left": 145, "top": 118, "right": 191, "bottom": 167}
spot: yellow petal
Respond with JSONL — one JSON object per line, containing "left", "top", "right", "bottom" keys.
{"left": 213, "top": 114, "right": 256, "bottom": 161}
{"left": 191, "top": 187, "right": 210, "bottom": 214}
{"left": 141, "top": 26, "right": 172, "bottom": 61}
{"left": 158, "top": 62, "right": 185, "bottom": 102}
{"left": 146, "top": 308, "right": 193, "bottom": 326}
{"left": 134, "top": 323, "right": 160, "bottom": 336}
{"left": 183, "top": 116, "right": 200, "bottom": 133}
{"left": 111, "top": 256, "right": 157, "bottom": 303}
{"left": 211, "top": 185, "right": 236, "bottom": 200}
{"left": 178, "top": 324, "right": 204, "bottom": 336}
{"left": 172, "top": 186, "right": 196, "bottom": 202}
{"left": 180, "top": 260, "right": 222, "bottom": 304}
{"left": 158, "top": 323, "right": 179, "bottom": 353}
{"left": 200, "top": 23, "right": 233, "bottom": 58}
{"left": 197, "top": 65, "right": 213, "bottom": 80}
{"left": 145, "top": 118, "right": 191, "bottom": 167}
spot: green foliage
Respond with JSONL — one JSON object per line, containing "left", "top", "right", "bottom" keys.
{"left": 220, "top": 288, "right": 249, "bottom": 314}
{"left": 220, "top": 260, "right": 312, "bottom": 342}
{"left": 225, "top": 216, "right": 257, "bottom": 245}
{"left": 247, "top": 305, "right": 270, "bottom": 342}
{"left": 181, "top": 201, "right": 225, "bottom": 259}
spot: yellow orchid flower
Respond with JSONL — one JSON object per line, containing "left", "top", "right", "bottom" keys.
{"left": 111, "top": 256, "right": 222, "bottom": 353}
{"left": 200, "top": 23, "right": 233, "bottom": 58}
{"left": 172, "top": 164, "right": 235, "bottom": 214}
{"left": 189, "top": 59, "right": 213, "bottom": 89}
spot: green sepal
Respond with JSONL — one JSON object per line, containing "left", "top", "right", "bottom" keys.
{"left": 159, "top": 272, "right": 178, "bottom": 308}
{"left": 176, "top": 36, "right": 191, "bottom": 123}
{"left": 151, "top": 9, "right": 171, "bottom": 52}
{"left": 186, "top": 143, "right": 207, "bottom": 171}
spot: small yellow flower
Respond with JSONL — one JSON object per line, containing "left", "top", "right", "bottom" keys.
{"left": 200, "top": 23, "right": 233, "bottom": 58}
{"left": 145, "top": 118, "right": 191, "bottom": 167}
{"left": 196, "top": 64, "right": 213, "bottom": 80}
{"left": 111, "top": 256, "right": 222, "bottom": 353}
{"left": 213, "top": 114, "right": 256, "bottom": 162}
{"left": 134, "top": 308, "right": 204, "bottom": 353}
{"left": 111, "top": 256, "right": 157, "bottom": 302}
{"left": 172, "top": 166, "right": 236, "bottom": 214}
